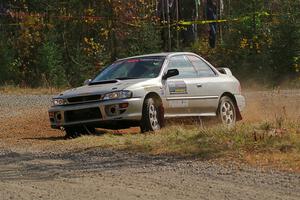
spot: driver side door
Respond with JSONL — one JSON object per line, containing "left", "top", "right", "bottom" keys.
{"left": 163, "top": 55, "right": 199, "bottom": 116}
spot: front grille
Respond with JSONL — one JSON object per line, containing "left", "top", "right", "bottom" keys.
{"left": 67, "top": 95, "right": 101, "bottom": 104}
{"left": 65, "top": 107, "right": 102, "bottom": 122}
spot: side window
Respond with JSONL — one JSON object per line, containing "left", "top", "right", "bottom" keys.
{"left": 187, "top": 56, "right": 216, "bottom": 77}
{"left": 167, "top": 55, "right": 198, "bottom": 78}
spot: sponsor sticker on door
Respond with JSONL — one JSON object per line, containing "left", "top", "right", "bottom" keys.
{"left": 168, "top": 81, "right": 187, "bottom": 94}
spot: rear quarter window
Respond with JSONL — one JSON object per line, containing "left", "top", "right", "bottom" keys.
{"left": 187, "top": 55, "right": 216, "bottom": 77}
{"left": 167, "top": 55, "right": 198, "bottom": 78}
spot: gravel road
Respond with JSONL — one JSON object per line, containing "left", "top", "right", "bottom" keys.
{"left": 0, "top": 92, "right": 300, "bottom": 200}
{"left": 0, "top": 94, "right": 51, "bottom": 119}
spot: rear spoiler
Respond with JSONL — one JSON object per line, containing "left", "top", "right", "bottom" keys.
{"left": 217, "top": 68, "right": 233, "bottom": 76}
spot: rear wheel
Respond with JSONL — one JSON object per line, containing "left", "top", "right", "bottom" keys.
{"left": 218, "top": 96, "right": 237, "bottom": 126}
{"left": 140, "top": 97, "right": 163, "bottom": 133}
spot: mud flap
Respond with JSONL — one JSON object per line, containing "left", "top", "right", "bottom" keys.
{"left": 158, "top": 105, "right": 165, "bottom": 127}
{"left": 236, "top": 105, "right": 243, "bottom": 121}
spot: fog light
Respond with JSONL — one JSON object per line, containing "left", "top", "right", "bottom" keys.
{"left": 49, "top": 112, "right": 54, "bottom": 118}
{"left": 106, "top": 103, "right": 128, "bottom": 117}
{"left": 110, "top": 107, "right": 116, "bottom": 114}
{"left": 106, "top": 105, "right": 118, "bottom": 116}
{"left": 55, "top": 112, "right": 62, "bottom": 121}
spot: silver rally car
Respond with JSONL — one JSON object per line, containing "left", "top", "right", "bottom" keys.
{"left": 49, "top": 52, "right": 245, "bottom": 137}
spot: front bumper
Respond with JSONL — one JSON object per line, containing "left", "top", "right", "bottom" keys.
{"left": 234, "top": 94, "right": 246, "bottom": 112}
{"left": 48, "top": 98, "right": 143, "bottom": 129}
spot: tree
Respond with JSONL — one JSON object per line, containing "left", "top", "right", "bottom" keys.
{"left": 38, "top": 40, "right": 68, "bottom": 87}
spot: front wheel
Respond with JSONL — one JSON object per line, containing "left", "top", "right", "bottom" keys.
{"left": 140, "top": 98, "right": 163, "bottom": 133}
{"left": 218, "top": 96, "right": 237, "bottom": 126}
{"left": 64, "top": 127, "right": 81, "bottom": 139}
{"left": 64, "top": 126, "right": 96, "bottom": 139}
{"left": 82, "top": 126, "right": 96, "bottom": 135}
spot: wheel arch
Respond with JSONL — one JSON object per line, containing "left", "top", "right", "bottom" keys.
{"left": 143, "top": 92, "right": 163, "bottom": 105}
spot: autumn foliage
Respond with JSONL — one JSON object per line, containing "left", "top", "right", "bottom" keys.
{"left": 0, "top": 0, "right": 299, "bottom": 87}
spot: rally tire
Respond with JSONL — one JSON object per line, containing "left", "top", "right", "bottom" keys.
{"left": 64, "top": 127, "right": 82, "bottom": 139}
{"left": 82, "top": 126, "right": 96, "bottom": 135}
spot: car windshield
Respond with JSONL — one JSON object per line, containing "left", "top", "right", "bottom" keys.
{"left": 92, "top": 56, "right": 165, "bottom": 83}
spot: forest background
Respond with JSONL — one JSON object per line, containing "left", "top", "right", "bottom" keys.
{"left": 0, "top": 0, "right": 299, "bottom": 88}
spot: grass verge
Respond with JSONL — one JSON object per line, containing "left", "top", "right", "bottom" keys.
{"left": 71, "top": 119, "right": 300, "bottom": 172}
{"left": 0, "top": 85, "right": 64, "bottom": 95}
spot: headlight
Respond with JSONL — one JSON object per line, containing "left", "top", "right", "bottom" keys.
{"left": 51, "top": 98, "right": 66, "bottom": 106}
{"left": 102, "top": 91, "right": 132, "bottom": 100}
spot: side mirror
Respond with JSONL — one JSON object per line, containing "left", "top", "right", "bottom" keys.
{"left": 163, "top": 69, "right": 179, "bottom": 80}
{"left": 83, "top": 79, "right": 92, "bottom": 85}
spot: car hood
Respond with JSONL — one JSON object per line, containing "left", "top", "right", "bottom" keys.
{"left": 57, "top": 79, "right": 149, "bottom": 98}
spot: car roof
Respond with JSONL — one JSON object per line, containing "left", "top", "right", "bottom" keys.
{"left": 117, "top": 52, "right": 198, "bottom": 61}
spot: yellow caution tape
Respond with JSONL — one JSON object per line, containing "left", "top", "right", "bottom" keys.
{"left": 177, "top": 11, "right": 271, "bottom": 26}
{"left": 178, "top": 19, "right": 233, "bottom": 25}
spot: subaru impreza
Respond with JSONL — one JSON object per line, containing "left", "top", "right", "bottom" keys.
{"left": 49, "top": 52, "right": 245, "bottom": 137}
